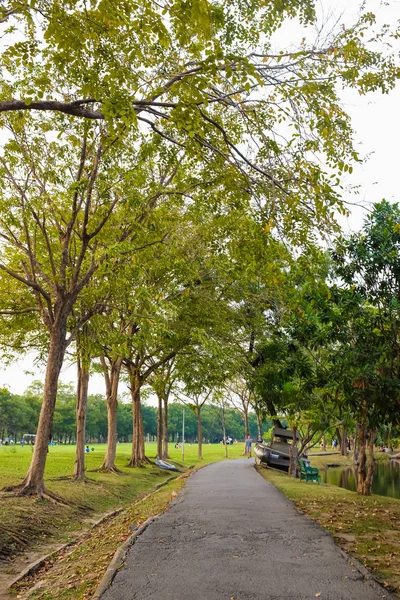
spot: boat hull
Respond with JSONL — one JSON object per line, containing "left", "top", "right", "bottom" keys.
{"left": 255, "top": 442, "right": 307, "bottom": 472}
{"left": 255, "top": 442, "right": 290, "bottom": 471}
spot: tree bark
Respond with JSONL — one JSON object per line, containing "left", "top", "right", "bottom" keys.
{"left": 8, "top": 320, "right": 67, "bottom": 498}
{"left": 362, "top": 427, "right": 377, "bottom": 495}
{"left": 242, "top": 407, "right": 249, "bottom": 455}
{"left": 221, "top": 406, "right": 228, "bottom": 458}
{"left": 99, "top": 355, "right": 123, "bottom": 472}
{"left": 289, "top": 426, "right": 299, "bottom": 478}
{"left": 357, "top": 415, "right": 367, "bottom": 494}
{"left": 197, "top": 407, "right": 203, "bottom": 460}
{"left": 256, "top": 412, "right": 262, "bottom": 440}
{"left": 128, "top": 366, "right": 146, "bottom": 467}
{"left": 157, "top": 392, "right": 163, "bottom": 460}
{"left": 335, "top": 426, "right": 342, "bottom": 451}
{"left": 353, "top": 423, "right": 360, "bottom": 463}
{"left": 162, "top": 395, "right": 170, "bottom": 458}
{"left": 74, "top": 353, "right": 90, "bottom": 480}
{"left": 340, "top": 425, "right": 347, "bottom": 457}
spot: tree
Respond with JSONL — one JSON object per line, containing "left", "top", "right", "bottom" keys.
{"left": 149, "top": 359, "right": 176, "bottom": 459}
{"left": 330, "top": 202, "right": 400, "bottom": 493}
{"left": 225, "top": 378, "right": 252, "bottom": 451}
{"left": 2, "top": 1, "right": 398, "bottom": 242}
{"left": 0, "top": 117, "right": 148, "bottom": 497}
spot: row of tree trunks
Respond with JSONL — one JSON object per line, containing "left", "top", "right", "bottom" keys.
{"left": 163, "top": 396, "right": 169, "bottom": 458}
{"left": 197, "top": 407, "right": 203, "bottom": 460}
{"left": 157, "top": 393, "right": 163, "bottom": 460}
{"left": 74, "top": 352, "right": 90, "bottom": 481}
{"left": 128, "top": 366, "right": 146, "bottom": 467}
{"left": 99, "top": 355, "right": 123, "bottom": 472}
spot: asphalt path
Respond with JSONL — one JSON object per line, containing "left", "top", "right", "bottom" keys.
{"left": 102, "top": 459, "right": 392, "bottom": 600}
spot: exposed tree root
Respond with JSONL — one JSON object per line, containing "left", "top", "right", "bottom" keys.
{"left": 73, "top": 474, "right": 97, "bottom": 483}
{"left": 47, "top": 474, "right": 97, "bottom": 484}
{"left": 3, "top": 482, "right": 71, "bottom": 505}
{"left": 88, "top": 465, "right": 124, "bottom": 474}
{"left": 127, "top": 454, "right": 154, "bottom": 468}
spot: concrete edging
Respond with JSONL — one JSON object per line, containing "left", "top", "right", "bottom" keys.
{"left": 91, "top": 515, "right": 158, "bottom": 600}
{"left": 337, "top": 549, "right": 396, "bottom": 599}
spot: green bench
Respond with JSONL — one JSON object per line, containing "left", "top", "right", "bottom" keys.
{"left": 299, "top": 460, "right": 319, "bottom": 483}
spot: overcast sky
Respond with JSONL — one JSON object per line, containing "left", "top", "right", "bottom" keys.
{"left": 1, "top": 0, "right": 400, "bottom": 396}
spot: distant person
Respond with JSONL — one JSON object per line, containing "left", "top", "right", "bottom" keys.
{"left": 245, "top": 435, "right": 252, "bottom": 458}
{"left": 85, "top": 445, "right": 90, "bottom": 453}
{"left": 21, "top": 438, "right": 25, "bottom": 448}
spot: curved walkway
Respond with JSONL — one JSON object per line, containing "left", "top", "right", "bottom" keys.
{"left": 102, "top": 459, "right": 391, "bottom": 600}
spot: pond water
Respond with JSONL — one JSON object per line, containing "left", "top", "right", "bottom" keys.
{"left": 322, "top": 460, "right": 400, "bottom": 500}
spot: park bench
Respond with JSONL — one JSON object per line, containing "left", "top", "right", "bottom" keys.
{"left": 299, "top": 460, "right": 319, "bottom": 483}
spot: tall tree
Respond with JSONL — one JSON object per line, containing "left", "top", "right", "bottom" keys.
{"left": 0, "top": 117, "right": 150, "bottom": 497}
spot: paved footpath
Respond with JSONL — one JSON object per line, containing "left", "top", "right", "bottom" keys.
{"left": 103, "top": 459, "right": 392, "bottom": 600}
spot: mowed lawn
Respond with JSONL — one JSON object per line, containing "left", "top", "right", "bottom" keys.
{"left": 0, "top": 442, "right": 244, "bottom": 562}
{"left": 0, "top": 441, "right": 244, "bottom": 490}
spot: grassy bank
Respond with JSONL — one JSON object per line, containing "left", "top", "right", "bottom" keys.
{"left": 257, "top": 465, "right": 400, "bottom": 596}
{"left": 0, "top": 442, "right": 243, "bottom": 564}
{"left": 11, "top": 476, "right": 187, "bottom": 600}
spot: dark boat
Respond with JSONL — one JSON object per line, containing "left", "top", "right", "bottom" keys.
{"left": 254, "top": 427, "right": 306, "bottom": 472}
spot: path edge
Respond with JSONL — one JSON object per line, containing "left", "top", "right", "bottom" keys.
{"left": 91, "top": 472, "right": 190, "bottom": 600}
{"left": 7, "top": 477, "right": 178, "bottom": 593}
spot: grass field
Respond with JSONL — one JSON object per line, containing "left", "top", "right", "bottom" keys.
{"left": 0, "top": 442, "right": 244, "bottom": 565}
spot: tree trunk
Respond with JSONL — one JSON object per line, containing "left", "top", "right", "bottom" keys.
{"left": 362, "top": 427, "right": 377, "bottom": 495}
{"left": 289, "top": 426, "right": 299, "bottom": 478}
{"left": 157, "top": 392, "right": 163, "bottom": 460}
{"left": 340, "top": 425, "right": 347, "bottom": 457}
{"left": 197, "top": 408, "right": 203, "bottom": 460}
{"left": 256, "top": 412, "right": 262, "bottom": 441}
{"left": 8, "top": 321, "right": 67, "bottom": 498}
{"left": 353, "top": 423, "right": 360, "bottom": 462}
{"left": 357, "top": 417, "right": 367, "bottom": 494}
{"left": 335, "top": 426, "right": 342, "bottom": 451}
{"left": 74, "top": 353, "right": 90, "bottom": 480}
{"left": 162, "top": 395, "right": 169, "bottom": 458}
{"left": 221, "top": 406, "right": 228, "bottom": 458}
{"left": 128, "top": 367, "right": 146, "bottom": 467}
{"left": 242, "top": 408, "right": 249, "bottom": 455}
{"left": 99, "top": 355, "right": 123, "bottom": 472}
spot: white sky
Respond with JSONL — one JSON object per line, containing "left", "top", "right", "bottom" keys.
{"left": 1, "top": 0, "right": 400, "bottom": 397}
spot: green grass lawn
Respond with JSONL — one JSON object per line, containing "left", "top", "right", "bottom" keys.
{"left": 0, "top": 442, "right": 244, "bottom": 564}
